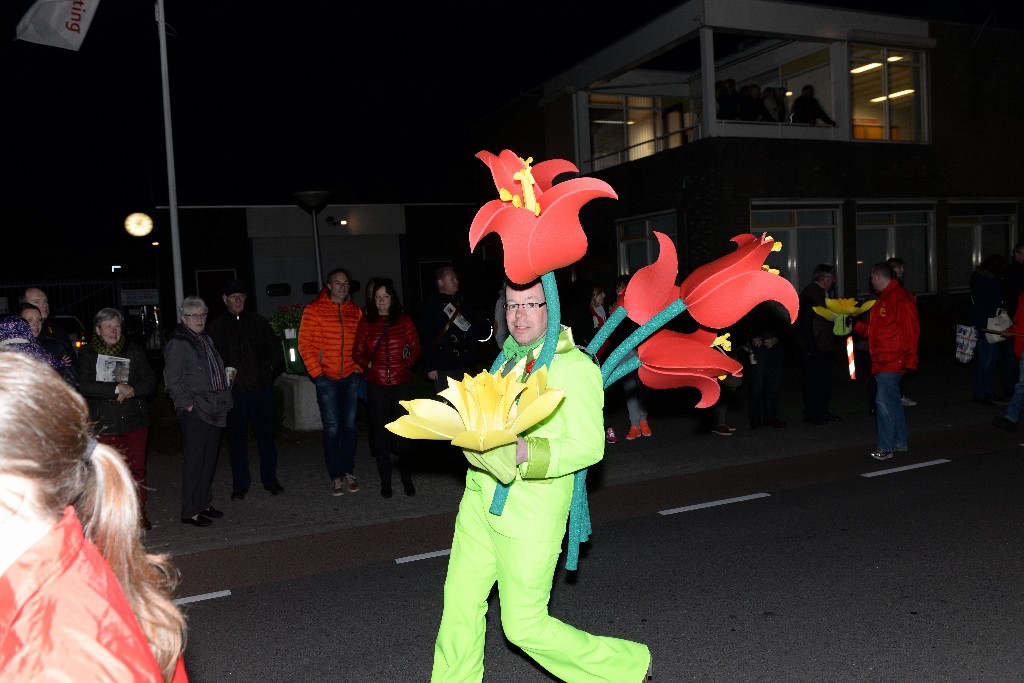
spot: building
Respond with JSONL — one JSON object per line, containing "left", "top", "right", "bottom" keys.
{"left": 471, "top": 0, "right": 1024, "bottom": 333}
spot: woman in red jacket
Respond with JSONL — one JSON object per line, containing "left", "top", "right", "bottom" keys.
{"left": 0, "top": 352, "right": 187, "bottom": 682}
{"left": 354, "top": 278, "right": 423, "bottom": 498}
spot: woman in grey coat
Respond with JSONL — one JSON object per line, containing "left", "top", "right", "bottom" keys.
{"left": 77, "top": 308, "right": 158, "bottom": 529}
{"left": 164, "top": 296, "right": 233, "bottom": 527}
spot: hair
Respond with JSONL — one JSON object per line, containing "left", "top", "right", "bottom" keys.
{"left": 0, "top": 353, "right": 185, "bottom": 680}
{"left": 325, "top": 268, "right": 351, "bottom": 286}
{"left": 812, "top": 264, "right": 835, "bottom": 282}
{"left": 979, "top": 253, "right": 1006, "bottom": 276}
{"left": 179, "top": 295, "right": 206, "bottom": 318}
{"left": 18, "top": 286, "right": 44, "bottom": 305}
{"left": 93, "top": 307, "right": 123, "bottom": 332}
{"left": 365, "top": 278, "right": 403, "bottom": 322}
{"left": 434, "top": 264, "right": 455, "bottom": 281}
{"left": 363, "top": 276, "right": 381, "bottom": 311}
{"left": 886, "top": 257, "right": 905, "bottom": 269}
{"left": 871, "top": 262, "right": 895, "bottom": 280}
{"left": 1013, "top": 241, "right": 1024, "bottom": 257}
{"left": 19, "top": 302, "right": 41, "bottom": 316}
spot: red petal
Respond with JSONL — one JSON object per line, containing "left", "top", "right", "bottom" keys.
{"left": 637, "top": 366, "right": 723, "bottom": 408}
{"left": 686, "top": 270, "right": 800, "bottom": 329}
{"left": 623, "top": 233, "right": 679, "bottom": 324}
{"left": 532, "top": 159, "right": 579, "bottom": 192}
{"left": 468, "top": 200, "right": 506, "bottom": 251}
{"left": 680, "top": 234, "right": 774, "bottom": 302}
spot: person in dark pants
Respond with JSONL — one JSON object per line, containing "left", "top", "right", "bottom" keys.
{"left": 737, "top": 300, "right": 790, "bottom": 429}
{"left": 207, "top": 278, "right": 285, "bottom": 501}
{"left": 797, "top": 264, "right": 839, "bottom": 425}
{"left": 354, "top": 278, "right": 422, "bottom": 497}
{"left": 164, "top": 296, "right": 233, "bottom": 527}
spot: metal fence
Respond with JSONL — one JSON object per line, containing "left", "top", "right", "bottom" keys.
{"left": 0, "top": 277, "right": 159, "bottom": 337}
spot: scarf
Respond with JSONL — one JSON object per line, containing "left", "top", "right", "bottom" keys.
{"left": 180, "top": 325, "right": 226, "bottom": 391}
{"left": 90, "top": 333, "right": 126, "bottom": 357}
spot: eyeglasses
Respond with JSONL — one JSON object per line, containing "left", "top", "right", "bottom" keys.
{"left": 504, "top": 302, "right": 547, "bottom": 312}
{"left": 186, "top": 313, "right": 208, "bottom": 319}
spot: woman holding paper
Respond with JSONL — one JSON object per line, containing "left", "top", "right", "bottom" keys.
{"left": 77, "top": 307, "right": 158, "bottom": 529}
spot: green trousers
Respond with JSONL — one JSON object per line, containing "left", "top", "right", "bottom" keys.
{"left": 431, "top": 483, "right": 650, "bottom": 682}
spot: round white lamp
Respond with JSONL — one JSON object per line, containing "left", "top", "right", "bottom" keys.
{"left": 124, "top": 212, "right": 154, "bottom": 237}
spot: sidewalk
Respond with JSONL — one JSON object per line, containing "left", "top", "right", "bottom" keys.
{"left": 142, "top": 348, "right": 997, "bottom": 557}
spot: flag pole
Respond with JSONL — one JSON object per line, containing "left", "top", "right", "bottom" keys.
{"left": 156, "top": 0, "right": 184, "bottom": 314}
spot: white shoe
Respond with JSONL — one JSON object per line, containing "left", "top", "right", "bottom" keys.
{"left": 901, "top": 395, "right": 917, "bottom": 406}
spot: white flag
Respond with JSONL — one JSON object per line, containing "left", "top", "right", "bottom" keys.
{"left": 15, "top": 0, "right": 102, "bottom": 51}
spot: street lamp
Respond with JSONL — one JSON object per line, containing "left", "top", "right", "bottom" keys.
{"left": 292, "top": 190, "right": 333, "bottom": 286}
{"left": 124, "top": 212, "right": 154, "bottom": 237}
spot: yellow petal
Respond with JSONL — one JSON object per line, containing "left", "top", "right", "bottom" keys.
{"left": 386, "top": 414, "right": 460, "bottom": 441}
{"left": 452, "top": 429, "right": 517, "bottom": 452}
{"left": 812, "top": 305, "right": 837, "bottom": 321}
{"left": 400, "top": 399, "right": 466, "bottom": 434}
{"left": 508, "top": 389, "right": 565, "bottom": 434}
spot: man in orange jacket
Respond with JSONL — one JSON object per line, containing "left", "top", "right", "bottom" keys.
{"left": 298, "top": 268, "right": 365, "bottom": 496}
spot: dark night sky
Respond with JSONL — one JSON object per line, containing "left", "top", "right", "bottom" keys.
{"left": 1, "top": 0, "right": 1018, "bottom": 280}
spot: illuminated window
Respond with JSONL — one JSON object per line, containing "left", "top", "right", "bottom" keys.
{"left": 850, "top": 45, "right": 925, "bottom": 142}
{"left": 589, "top": 95, "right": 696, "bottom": 171}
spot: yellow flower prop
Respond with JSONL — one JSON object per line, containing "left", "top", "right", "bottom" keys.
{"left": 386, "top": 367, "right": 565, "bottom": 481}
{"left": 813, "top": 297, "right": 876, "bottom": 335}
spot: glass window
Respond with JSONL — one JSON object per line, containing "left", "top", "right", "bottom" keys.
{"left": 751, "top": 207, "right": 839, "bottom": 292}
{"left": 589, "top": 94, "right": 693, "bottom": 170}
{"left": 855, "top": 208, "right": 933, "bottom": 295}
{"left": 850, "top": 44, "right": 925, "bottom": 142}
{"left": 616, "top": 213, "right": 678, "bottom": 274}
{"left": 947, "top": 214, "right": 1015, "bottom": 291}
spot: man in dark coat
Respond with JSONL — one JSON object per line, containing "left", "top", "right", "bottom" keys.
{"left": 207, "top": 279, "right": 284, "bottom": 500}
{"left": 418, "top": 265, "right": 480, "bottom": 392}
{"left": 796, "top": 264, "right": 838, "bottom": 425}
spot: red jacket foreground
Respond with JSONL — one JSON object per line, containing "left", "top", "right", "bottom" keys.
{"left": 354, "top": 313, "right": 422, "bottom": 386}
{"left": 0, "top": 506, "right": 186, "bottom": 682}
{"left": 854, "top": 280, "right": 919, "bottom": 374}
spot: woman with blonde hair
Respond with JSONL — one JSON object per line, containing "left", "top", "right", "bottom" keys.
{"left": 0, "top": 352, "right": 188, "bottom": 681}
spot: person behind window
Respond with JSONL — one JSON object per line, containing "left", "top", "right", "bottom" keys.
{"left": 789, "top": 85, "right": 836, "bottom": 126}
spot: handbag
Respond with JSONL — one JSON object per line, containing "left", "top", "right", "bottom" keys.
{"left": 985, "top": 308, "right": 1012, "bottom": 344}
{"left": 358, "top": 324, "right": 389, "bottom": 402}
{"left": 955, "top": 324, "right": 978, "bottom": 363}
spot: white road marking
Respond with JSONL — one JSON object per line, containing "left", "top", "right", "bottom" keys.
{"left": 174, "top": 589, "right": 232, "bottom": 605}
{"left": 396, "top": 549, "right": 451, "bottom": 564}
{"left": 861, "top": 459, "right": 951, "bottom": 478}
{"left": 658, "top": 492, "right": 770, "bottom": 516}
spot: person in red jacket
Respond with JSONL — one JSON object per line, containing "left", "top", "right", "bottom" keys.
{"left": 854, "top": 263, "right": 920, "bottom": 460}
{"left": 0, "top": 352, "right": 188, "bottom": 682}
{"left": 298, "top": 268, "right": 365, "bottom": 497}
{"left": 354, "top": 278, "right": 422, "bottom": 498}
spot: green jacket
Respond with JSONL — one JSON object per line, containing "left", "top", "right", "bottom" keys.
{"left": 464, "top": 328, "right": 604, "bottom": 542}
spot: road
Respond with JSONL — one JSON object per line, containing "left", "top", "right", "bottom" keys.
{"left": 173, "top": 438, "right": 1024, "bottom": 682}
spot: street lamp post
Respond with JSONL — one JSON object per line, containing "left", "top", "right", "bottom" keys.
{"left": 292, "top": 190, "right": 333, "bottom": 286}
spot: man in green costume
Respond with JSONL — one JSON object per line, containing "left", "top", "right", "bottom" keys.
{"left": 431, "top": 279, "right": 651, "bottom": 682}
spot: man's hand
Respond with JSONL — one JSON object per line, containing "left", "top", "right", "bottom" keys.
{"left": 427, "top": 370, "right": 438, "bottom": 381}
{"left": 515, "top": 437, "right": 529, "bottom": 465}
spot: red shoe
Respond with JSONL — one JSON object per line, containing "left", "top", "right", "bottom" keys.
{"left": 626, "top": 425, "right": 642, "bottom": 440}
{"left": 639, "top": 419, "right": 653, "bottom": 437}
{"left": 605, "top": 427, "right": 619, "bottom": 444}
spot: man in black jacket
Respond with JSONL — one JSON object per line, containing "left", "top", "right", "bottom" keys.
{"left": 207, "top": 279, "right": 284, "bottom": 499}
{"left": 418, "top": 265, "right": 480, "bottom": 391}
